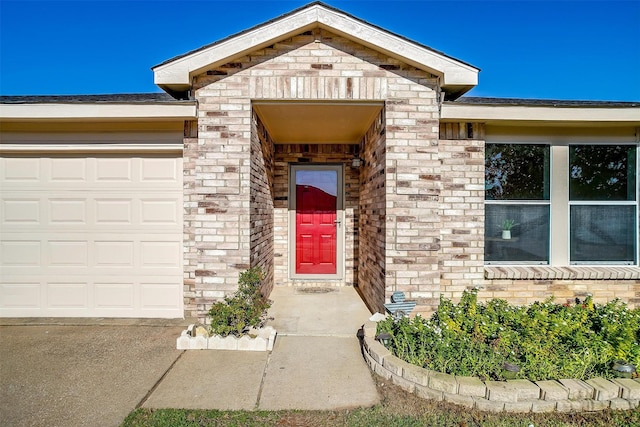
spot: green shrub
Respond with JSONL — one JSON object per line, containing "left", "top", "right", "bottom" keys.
{"left": 207, "top": 267, "right": 271, "bottom": 337}
{"left": 376, "top": 289, "right": 640, "bottom": 381}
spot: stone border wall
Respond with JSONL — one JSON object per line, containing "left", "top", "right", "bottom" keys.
{"left": 361, "top": 331, "right": 639, "bottom": 412}
{"left": 177, "top": 326, "right": 276, "bottom": 352}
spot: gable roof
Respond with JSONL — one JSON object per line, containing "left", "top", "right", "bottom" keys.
{"left": 152, "top": 2, "right": 478, "bottom": 100}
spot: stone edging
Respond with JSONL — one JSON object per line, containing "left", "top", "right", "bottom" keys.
{"left": 177, "top": 326, "right": 277, "bottom": 351}
{"left": 361, "top": 327, "right": 639, "bottom": 413}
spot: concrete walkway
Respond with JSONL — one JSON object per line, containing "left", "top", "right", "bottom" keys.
{"left": 145, "top": 285, "right": 380, "bottom": 411}
{"left": 0, "top": 286, "right": 380, "bottom": 426}
{"left": 144, "top": 335, "right": 378, "bottom": 411}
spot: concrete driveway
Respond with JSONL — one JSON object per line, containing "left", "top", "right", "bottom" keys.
{"left": 0, "top": 320, "right": 186, "bottom": 427}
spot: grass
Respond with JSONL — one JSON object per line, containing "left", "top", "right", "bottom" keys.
{"left": 121, "top": 376, "right": 640, "bottom": 427}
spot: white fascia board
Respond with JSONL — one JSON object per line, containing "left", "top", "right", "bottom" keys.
{"left": 315, "top": 8, "right": 477, "bottom": 87}
{"left": 0, "top": 103, "right": 196, "bottom": 120}
{"left": 154, "top": 8, "right": 320, "bottom": 86}
{"left": 153, "top": 4, "right": 477, "bottom": 88}
{"left": 441, "top": 103, "right": 640, "bottom": 123}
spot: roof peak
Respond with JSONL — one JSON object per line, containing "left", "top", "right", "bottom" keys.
{"left": 152, "top": 2, "right": 478, "bottom": 99}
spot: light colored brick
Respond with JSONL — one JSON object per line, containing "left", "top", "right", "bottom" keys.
{"left": 186, "top": 19, "right": 640, "bottom": 324}
{"left": 415, "top": 384, "right": 443, "bottom": 401}
{"left": 402, "top": 363, "right": 430, "bottom": 387}
{"left": 609, "top": 398, "right": 633, "bottom": 410}
{"left": 536, "top": 380, "right": 569, "bottom": 401}
{"left": 474, "top": 397, "right": 504, "bottom": 412}
{"left": 362, "top": 347, "right": 376, "bottom": 369}
{"left": 456, "top": 376, "right": 486, "bottom": 397}
{"left": 585, "top": 377, "right": 620, "bottom": 401}
{"left": 391, "top": 373, "right": 416, "bottom": 393}
{"left": 581, "top": 399, "right": 609, "bottom": 411}
{"left": 364, "top": 337, "right": 391, "bottom": 365}
{"left": 611, "top": 378, "right": 640, "bottom": 399}
{"left": 208, "top": 335, "right": 238, "bottom": 350}
{"left": 507, "top": 379, "right": 541, "bottom": 401}
{"left": 443, "top": 392, "right": 475, "bottom": 408}
{"left": 373, "top": 362, "right": 392, "bottom": 380}
{"left": 531, "top": 399, "right": 557, "bottom": 413}
{"left": 556, "top": 399, "right": 583, "bottom": 413}
{"left": 176, "top": 333, "right": 190, "bottom": 350}
{"left": 503, "top": 401, "right": 533, "bottom": 413}
{"left": 485, "top": 381, "right": 518, "bottom": 403}
{"left": 383, "top": 355, "right": 409, "bottom": 376}
{"left": 428, "top": 372, "right": 458, "bottom": 393}
{"left": 559, "top": 378, "right": 594, "bottom": 400}
{"left": 237, "top": 335, "right": 268, "bottom": 351}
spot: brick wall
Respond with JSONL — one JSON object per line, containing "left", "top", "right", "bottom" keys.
{"left": 183, "top": 26, "right": 637, "bottom": 322}
{"left": 359, "top": 109, "right": 386, "bottom": 313}
{"left": 430, "top": 125, "right": 486, "bottom": 315}
{"left": 187, "top": 28, "right": 440, "bottom": 321}
{"left": 250, "top": 112, "right": 275, "bottom": 297}
{"left": 188, "top": 65, "right": 253, "bottom": 321}
{"left": 383, "top": 76, "right": 440, "bottom": 310}
{"left": 481, "top": 278, "right": 640, "bottom": 307}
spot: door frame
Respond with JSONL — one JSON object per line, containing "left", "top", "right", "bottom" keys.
{"left": 288, "top": 164, "right": 345, "bottom": 280}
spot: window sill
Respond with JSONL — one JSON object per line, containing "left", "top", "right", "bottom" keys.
{"left": 484, "top": 266, "right": 640, "bottom": 280}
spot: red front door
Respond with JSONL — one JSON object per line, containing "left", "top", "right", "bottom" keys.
{"left": 295, "top": 168, "right": 338, "bottom": 274}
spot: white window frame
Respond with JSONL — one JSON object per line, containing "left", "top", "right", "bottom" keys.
{"left": 567, "top": 143, "right": 638, "bottom": 265}
{"left": 484, "top": 134, "right": 639, "bottom": 267}
{"left": 484, "top": 142, "right": 551, "bottom": 265}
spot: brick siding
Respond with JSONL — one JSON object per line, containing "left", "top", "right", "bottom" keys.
{"left": 358, "top": 109, "right": 386, "bottom": 313}
{"left": 186, "top": 29, "right": 441, "bottom": 320}
{"left": 250, "top": 112, "right": 275, "bottom": 297}
{"left": 183, "top": 27, "right": 637, "bottom": 322}
{"left": 429, "top": 131, "right": 486, "bottom": 314}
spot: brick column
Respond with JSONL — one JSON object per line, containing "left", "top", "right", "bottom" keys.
{"left": 188, "top": 75, "right": 253, "bottom": 321}
{"left": 384, "top": 74, "right": 441, "bottom": 313}
{"left": 438, "top": 123, "right": 486, "bottom": 305}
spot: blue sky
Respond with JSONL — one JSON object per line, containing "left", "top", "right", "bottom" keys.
{"left": 1, "top": 0, "right": 639, "bottom": 100}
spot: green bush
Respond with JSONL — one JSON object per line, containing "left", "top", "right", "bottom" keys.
{"left": 207, "top": 267, "right": 271, "bottom": 337}
{"left": 376, "top": 289, "right": 640, "bottom": 381}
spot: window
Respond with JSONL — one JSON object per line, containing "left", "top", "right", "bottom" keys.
{"left": 484, "top": 144, "right": 550, "bottom": 264}
{"left": 484, "top": 142, "right": 638, "bottom": 266}
{"left": 569, "top": 145, "right": 637, "bottom": 264}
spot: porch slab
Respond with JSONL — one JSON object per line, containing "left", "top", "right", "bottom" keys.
{"left": 266, "top": 285, "right": 372, "bottom": 337}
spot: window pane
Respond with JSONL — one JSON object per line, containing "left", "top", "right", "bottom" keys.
{"left": 570, "top": 145, "right": 637, "bottom": 201}
{"left": 485, "top": 204, "right": 550, "bottom": 263}
{"left": 485, "top": 144, "right": 550, "bottom": 200}
{"left": 570, "top": 205, "right": 636, "bottom": 263}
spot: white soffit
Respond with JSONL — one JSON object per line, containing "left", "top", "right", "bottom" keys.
{"left": 253, "top": 101, "right": 382, "bottom": 144}
{"left": 441, "top": 103, "right": 640, "bottom": 125}
{"left": 153, "top": 4, "right": 478, "bottom": 91}
{"left": 0, "top": 103, "right": 196, "bottom": 121}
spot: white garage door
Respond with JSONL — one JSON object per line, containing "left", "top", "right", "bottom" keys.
{"left": 0, "top": 155, "right": 183, "bottom": 318}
